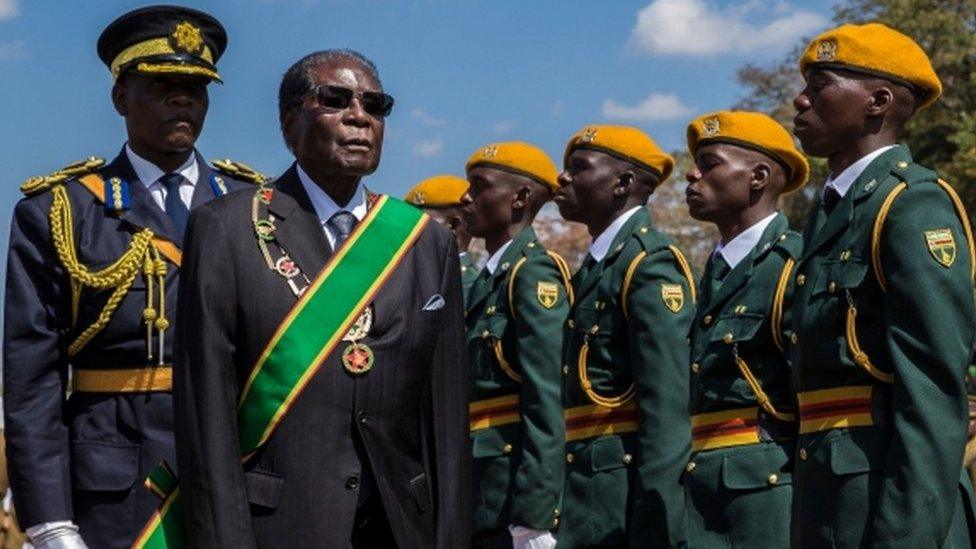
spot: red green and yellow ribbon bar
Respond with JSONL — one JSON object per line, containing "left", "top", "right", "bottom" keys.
{"left": 691, "top": 407, "right": 760, "bottom": 452}
{"left": 470, "top": 394, "right": 520, "bottom": 432}
{"left": 133, "top": 195, "right": 428, "bottom": 548}
{"left": 797, "top": 385, "right": 874, "bottom": 435}
{"left": 564, "top": 402, "right": 638, "bottom": 442}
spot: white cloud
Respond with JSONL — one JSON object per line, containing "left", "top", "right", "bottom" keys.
{"left": 629, "top": 0, "right": 827, "bottom": 57}
{"left": 601, "top": 93, "right": 693, "bottom": 122}
{"left": 493, "top": 121, "right": 516, "bottom": 135}
{"left": 0, "top": 0, "right": 19, "bottom": 21}
{"left": 413, "top": 138, "right": 444, "bottom": 158}
{"left": 410, "top": 108, "right": 446, "bottom": 127}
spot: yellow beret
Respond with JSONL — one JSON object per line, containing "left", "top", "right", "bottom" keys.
{"left": 404, "top": 175, "right": 469, "bottom": 208}
{"left": 799, "top": 23, "right": 941, "bottom": 109}
{"left": 687, "top": 111, "right": 810, "bottom": 193}
{"left": 465, "top": 141, "right": 559, "bottom": 193}
{"left": 564, "top": 125, "right": 674, "bottom": 184}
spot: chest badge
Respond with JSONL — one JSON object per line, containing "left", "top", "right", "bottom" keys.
{"left": 537, "top": 281, "right": 559, "bottom": 309}
{"left": 661, "top": 284, "right": 685, "bottom": 313}
{"left": 342, "top": 305, "right": 375, "bottom": 375}
{"left": 924, "top": 228, "right": 956, "bottom": 268}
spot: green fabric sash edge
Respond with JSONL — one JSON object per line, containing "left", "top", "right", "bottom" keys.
{"left": 133, "top": 195, "right": 428, "bottom": 548}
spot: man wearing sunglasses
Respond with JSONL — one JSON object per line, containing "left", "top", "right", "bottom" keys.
{"left": 174, "top": 49, "right": 470, "bottom": 548}
{"left": 3, "top": 7, "right": 257, "bottom": 549}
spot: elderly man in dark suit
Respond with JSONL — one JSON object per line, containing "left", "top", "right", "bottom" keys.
{"left": 173, "top": 49, "right": 471, "bottom": 548}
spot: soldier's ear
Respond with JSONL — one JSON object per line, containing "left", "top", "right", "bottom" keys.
{"left": 112, "top": 80, "right": 128, "bottom": 116}
{"left": 751, "top": 163, "right": 771, "bottom": 191}
{"left": 614, "top": 171, "right": 634, "bottom": 196}
{"left": 866, "top": 86, "right": 894, "bottom": 118}
{"left": 512, "top": 185, "right": 532, "bottom": 209}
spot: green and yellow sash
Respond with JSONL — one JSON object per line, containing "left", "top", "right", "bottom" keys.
{"left": 133, "top": 195, "right": 428, "bottom": 548}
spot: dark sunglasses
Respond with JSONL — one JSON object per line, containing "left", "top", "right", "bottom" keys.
{"left": 310, "top": 85, "right": 395, "bottom": 118}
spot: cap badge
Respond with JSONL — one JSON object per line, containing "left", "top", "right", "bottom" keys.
{"left": 411, "top": 191, "right": 426, "bottom": 206}
{"left": 702, "top": 117, "right": 721, "bottom": 137}
{"left": 817, "top": 39, "right": 837, "bottom": 62}
{"left": 581, "top": 128, "right": 598, "bottom": 143}
{"left": 482, "top": 145, "right": 499, "bottom": 159}
{"left": 171, "top": 20, "right": 205, "bottom": 55}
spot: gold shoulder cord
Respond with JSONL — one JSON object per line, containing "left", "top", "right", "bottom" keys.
{"left": 853, "top": 178, "right": 976, "bottom": 384}
{"left": 39, "top": 168, "right": 169, "bottom": 363}
{"left": 770, "top": 257, "right": 795, "bottom": 353}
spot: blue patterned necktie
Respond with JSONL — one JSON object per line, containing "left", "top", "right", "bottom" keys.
{"left": 161, "top": 173, "right": 189, "bottom": 235}
{"left": 327, "top": 210, "right": 357, "bottom": 248}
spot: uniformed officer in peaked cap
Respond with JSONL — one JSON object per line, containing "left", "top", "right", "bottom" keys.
{"left": 555, "top": 125, "right": 696, "bottom": 547}
{"left": 789, "top": 22, "right": 976, "bottom": 547}
{"left": 462, "top": 142, "right": 571, "bottom": 549}
{"left": 683, "top": 110, "right": 809, "bottom": 547}
{"left": 3, "top": 6, "right": 258, "bottom": 548}
{"left": 406, "top": 175, "right": 479, "bottom": 303}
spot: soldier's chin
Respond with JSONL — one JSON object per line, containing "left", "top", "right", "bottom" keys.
{"left": 162, "top": 131, "right": 197, "bottom": 151}
{"left": 555, "top": 200, "right": 579, "bottom": 222}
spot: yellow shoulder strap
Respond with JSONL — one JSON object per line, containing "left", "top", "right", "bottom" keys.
{"left": 621, "top": 245, "right": 697, "bottom": 321}
{"left": 506, "top": 250, "right": 575, "bottom": 319}
{"left": 770, "top": 257, "right": 795, "bottom": 353}
{"left": 77, "top": 174, "right": 182, "bottom": 266}
{"left": 872, "top": 179, "right": 975, "bottom": 291}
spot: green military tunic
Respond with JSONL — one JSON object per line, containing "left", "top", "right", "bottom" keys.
{"left": 685, "top": 212, "right": 800, "bottom": 547}
{"left": 790, "top": 145, "right": 976, "bottom": 547}
{"left": 461, "top": 252, "right": 479, "bottom": 307}
{"left": 559, "top": 207, "right": 696, "bottom": 548}
{"left": 467, "top": 227, "right": 571, "bottom": 537}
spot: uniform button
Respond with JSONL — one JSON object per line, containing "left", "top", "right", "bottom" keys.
{"left": 828, "top": 282, "right": 837, "bottom": 293}
{"left": 567, "top": 319, "right": 575, "bottom": 329}
{"left": 790, "top": 333, "right": 798, "bottom": 345}
{"left": 553, "top": 517, "right": 560, "bottom": 527}
{"left": 685, "top": 461, "right": 696, "bottom": 473}
{"left": 566, "top": 453, "right": 575, "bottom": 463}
{"left": 779, "top": 234, "right": 787, "bottom": 241}
{"left": 702, "top": 315, "right": 713, "bottom": 326}
{"left": 554, "top": 508, "right": 560, "bottom": 517}
{"left": 799, "top": 448, "right": 808, "bottom": 461}
{"left": 345, "top": 475, "right": 359, "bottom": 489}
{"left": 527, "top": 242, "right": 536, "bottom": 248}
{"left": 767, "top": 473, "right": 779, "bottom": 486}
{"left": 502, "top": 443, "right": 513, "bottom": 454}
{"left": 796, "top": 274, "right": 806, "bottom": 286}
{"left": 357, "top": 410, "right": 368, "bottom": 425}
{"left": 562, "top": 365, "right": 569, "bottom": 376}
{"left": 691, "top": 362, "right": 700, "bottom": 374}
{"left": 640, "top": 227, "right": 649, "bottom": 234}
{"left": 897, "top": 161, "right": 909, "bottom": 169}
{"left": 723, "top": 333, "right": 734, "bottom": 344}
{"left": 622, "top": 453, "right": 633, "bottom": 465}
{"left": 481, "top": 329, "right": 491, "bottom": 339}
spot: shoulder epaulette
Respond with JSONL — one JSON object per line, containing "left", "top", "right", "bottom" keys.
{"left": 772, "top": 230, "right": 803, "bottom": 259}
{"left": 891, "top": 160, "right": 937, "bottom": 185}
{"left": 21, "top": 157, "right": 105, "bottom": 197}
{"left": 211, "top": 158, "right": 268, "bottom": 185}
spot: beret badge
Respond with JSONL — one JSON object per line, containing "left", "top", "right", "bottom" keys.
{"left": 170, "top": 20, "right": 205, "bottom": 55}
{"left": 816, "top": 39, "right": 837, "bottom": 62}
{"left": 581, "top": 128, "right": 598, "bottom": 143}
{"left": 411, "top": 191, "right": 426, "bottom": 206}
{"left": 702, "top": 117, "right": 721, "bottom": 137}
{"left": 482, "top": 145, "right": 499, "bottom": 159}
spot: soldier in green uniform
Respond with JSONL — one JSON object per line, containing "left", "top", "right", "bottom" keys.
{"left": 405, "top": 175, "right": 478, "bottom": 302}
{"left": 554, "top": 125, "right": 696, "bottom": 547}
{"left": 790, "top": 23, "right": 976, "bottom": 547}
{"left": 462, "top": 142, "right": 572, "bottom": 549}
{"left": 682, "top": 111, "right": 809, "bottom": 547}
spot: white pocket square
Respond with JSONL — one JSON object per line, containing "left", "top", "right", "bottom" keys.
{"left": 422, "top": 294, "right": 445, "bottom": 311}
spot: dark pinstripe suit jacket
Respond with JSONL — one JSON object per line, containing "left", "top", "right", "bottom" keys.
{"left": 173, "top": 165, "right": 471, "bottom": 548}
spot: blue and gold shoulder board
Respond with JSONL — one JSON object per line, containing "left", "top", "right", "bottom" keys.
{"left": 211, "top": 158, "right": 268, "bottom": 185}
{"left": 21, "top": 157, "right": 106, "bottom": 197}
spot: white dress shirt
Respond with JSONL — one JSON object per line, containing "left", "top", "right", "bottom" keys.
{"left": 824, "top": 145, "right": 897, "bottom": 199}
{"left": 714, "top": 212, "right": 779, "bottom": 270}
{"left": 485, "top": 240, "right": 514, "bottom": 275}
{"left": 296, "top": 164, "right": 368, "bottom": 249}
{"left": 125, "top": 144, "right": 198, "bottom": 211}
{"left": 588, "top": 205, "right": 642, "bottom": 262}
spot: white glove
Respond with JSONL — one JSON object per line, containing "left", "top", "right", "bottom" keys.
{"left": 509, "top": 525, "right": 557, "bottom": 549}
{"left": 26, "top": 521, "right": 88, "bottom": 549}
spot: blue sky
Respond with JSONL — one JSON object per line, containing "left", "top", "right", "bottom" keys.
{"left": 0, "top": 0, "right": 833, "bottom": 264}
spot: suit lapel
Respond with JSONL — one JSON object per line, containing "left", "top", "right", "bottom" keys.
{"left": 701, "top": 213, "right": 789, "bottom": 317}
{"left": 190, "top": 152, "right": 218, "bottom": 210}
{"left": 103, "top": 150, "right": 183, "bottom": 246}
{"left": 267, "top": 165, "right": 332, "bottom": 278}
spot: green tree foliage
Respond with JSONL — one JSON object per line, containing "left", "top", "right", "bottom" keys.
{"left": 735, "top": 0, "right": 976, "bottom": 227}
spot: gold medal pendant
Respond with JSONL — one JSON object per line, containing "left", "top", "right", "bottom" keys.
{"left": 342, "top": 342, "right": 374, "bottom": 375}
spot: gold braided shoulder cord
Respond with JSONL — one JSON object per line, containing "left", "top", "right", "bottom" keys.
{"left": 731, "top": 343, "right": 795, "bottom": 422}
{"left": 770, "top": 257, "right": 795, "bottom": 353}
{"left": 48, "top": 185, "right": 163, "bottom": 359}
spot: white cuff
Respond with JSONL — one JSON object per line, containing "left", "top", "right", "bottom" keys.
{"left": 27, "top": 521, "right": 88, "bottom": 549}
{"left": 509, "top": 524, "right": 557, "bottom": 549}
